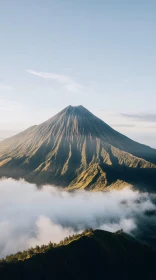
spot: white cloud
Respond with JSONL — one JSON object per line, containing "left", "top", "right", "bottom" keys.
{"left": 26, "top": 69, "right": 85, "bottom": 93}
{"left": 101, "top": 218, "right": 137, "bottom": 233}
{"left": 0, "top": 97, "right": 24, "bottom": 135}
{"left": 0, "top": 84, "right": 14, "bottom": 91}
{"left": 0, "top": 178, "right": 155, "bottom": 258}
{"left": 0, "top": 96, "right": 21, "bottom": 112}
{"left": 29, "top": 216, "right": 75, "bottom": 247}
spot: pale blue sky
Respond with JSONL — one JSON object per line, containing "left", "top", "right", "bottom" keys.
{"left": 0, "top": 0, "right": 156, "bottom": 147}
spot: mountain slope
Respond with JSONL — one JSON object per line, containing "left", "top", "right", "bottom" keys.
{"left": 0, "top": 105, "right": 156, "bottom": 191}
{"left": 0, "top": 229, "right": 155, "bottom": 280}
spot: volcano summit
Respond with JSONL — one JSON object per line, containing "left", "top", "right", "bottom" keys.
{"left": 0, "top": 105, "right": 156, "bottom": 191}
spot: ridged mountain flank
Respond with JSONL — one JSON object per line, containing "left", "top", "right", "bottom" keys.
{"left": 0, "top": 105, "right": 156, "bottom": 191}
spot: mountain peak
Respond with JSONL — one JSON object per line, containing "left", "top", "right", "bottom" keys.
{"left": 66, "top": 105, "right": 85, "bottom": 108}
{"left": 64, "top": 105, "right": 90, "bottom": 115}
{"left": 0, "top": 105, "right": 155, "bottom": 190}
{"left": 66, "top": 105, "right": 84, "bottom": 109}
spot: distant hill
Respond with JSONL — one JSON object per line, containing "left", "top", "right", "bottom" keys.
{"left": 0, "top": 229, "right": 155, "bottom": 280}
{"left": 0, "top": 105, "right": 156, "bottom": 191}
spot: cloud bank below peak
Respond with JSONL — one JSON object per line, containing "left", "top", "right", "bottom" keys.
{"left": 26, "top": 69, "right": 85, "bottom": 93}
{"left": 0, "top": 178, "right": 156, "bottom": 258}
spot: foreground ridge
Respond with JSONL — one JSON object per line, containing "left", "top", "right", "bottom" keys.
{"left": 0, "top": 229, "right": 94, "bottom": 263}
{"left": 0, "top": 229, "right": 155, "bottom": 280}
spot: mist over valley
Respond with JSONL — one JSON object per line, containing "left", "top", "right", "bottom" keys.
{"left": 0, "top": 178, "right": 156, "bottom": 258}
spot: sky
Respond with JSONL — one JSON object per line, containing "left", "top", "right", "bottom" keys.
{"left": 0, "top": 0, "right": 156, "bottom": 147}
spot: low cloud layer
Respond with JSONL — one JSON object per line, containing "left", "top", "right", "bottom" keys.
{"left": 0, "top": 178, "right": 156, "bottom": 258}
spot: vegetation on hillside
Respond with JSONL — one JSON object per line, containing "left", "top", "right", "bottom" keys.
{"left": 0, "top": 229, "right": 93, "bottom": 264}
{"left": 0, "top": 229, "right": 155, "bottom": 280}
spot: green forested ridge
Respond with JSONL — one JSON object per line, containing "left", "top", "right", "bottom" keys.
{"left": 0, "top": 229, "right": 155, "bottom": 280}
{"left": 0, "top": 229, "right": 93, "bottom": 263}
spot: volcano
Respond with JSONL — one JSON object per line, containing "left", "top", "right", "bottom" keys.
{"left": 0, "top": 105, "right": 156, "bottom": 191}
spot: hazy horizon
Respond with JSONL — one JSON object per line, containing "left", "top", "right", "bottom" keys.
{"left": 0, "top": 104, "right": 156, "bottom": 149}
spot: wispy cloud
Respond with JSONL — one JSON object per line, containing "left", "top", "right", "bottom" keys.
{"left": 142, "top": 125, "right": 156, "bottom": 129}
{"left": 121, "top": 113, "right": 156, "bottom": 123}
{"left": 111, "top": 124, "right": 136, "bottom": 128}
{"left": 0, "top": 96, "right": 21, "bottom": 112}
{"left": 26, "top": 69, "right": 85, "bottom": 93}
{"left": 0, "top": 84, "right": 14, "bottom": 91}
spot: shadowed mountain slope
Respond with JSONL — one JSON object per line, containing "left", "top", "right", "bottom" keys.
{"left": 0, "top": 229, "right": 155, "bottom": 280}
{"left": 0, "top": 105, "right": 156, "bottom": 191}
